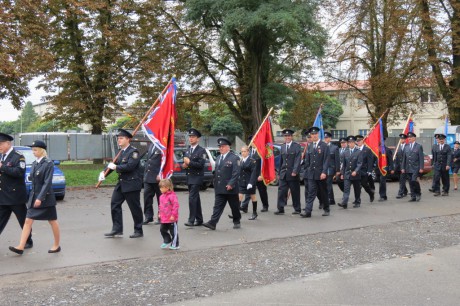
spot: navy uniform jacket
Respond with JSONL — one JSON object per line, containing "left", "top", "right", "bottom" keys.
{"left": 401, "top": 143, "right": 424, "bottom": 174}
{"left": 184, "top": 145, "right": 206, "bottom": 185}
{"left": 383, "top": 146, "right": 394, "bottom": 173}
{"left": 327, "top": 143, "right": 340, "bottom": 175}
{"left": 27, "top": 158, "right": 56, "bottom": 208}
{"left": 143, "top": 144, "right": 162, "bottom": 184}
{"left": 239, "top": 157, "right": 257, "bottom": 187}
{"left": 250, "top": 149, "right": 262, "bottom": 178}
{"left": 0, "top": 149, "right": 27, "bottom": 205}
{"left": 108, "top": 145, "right": 142, "bottom": 193}
{"left": 279, "top": 142, "right": 302, "bottom": 181}
{"left": 303, "top": 141, "right": 330, "bottom": 180}
{"left": 214, "top": 152, "right": 240, "bottom": 195}
{"left": 432, "top": 144, "right": 452, "bottom": 170}
{"left": 452, "top": 148, "right": 460, "bottom": 167}
{"left": 358, "top": 146, "right": 374, "bottom": 175}
{"left": 393, "top": 144, "right": 407, "bottom": 172}
{"left": 341, "top": 148, "right": 363, "bottom": 180}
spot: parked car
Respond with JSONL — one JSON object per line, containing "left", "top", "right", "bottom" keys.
{"left": 139, "top": 147, "right": 213, "bottom": 190}
{"left": 14, "top": 146, "right": 66, "bottom": 200}
{"left": 372, "top": 146, "right": 432, "bottom": 181}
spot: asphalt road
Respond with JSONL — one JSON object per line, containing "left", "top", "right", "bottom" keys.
{"left": 1, "top": 180, "right": 460, "bottom": 305}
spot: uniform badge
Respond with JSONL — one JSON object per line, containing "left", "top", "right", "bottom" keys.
{"left": 20, "top": 161, "right": 26, "bottom": 169}
{"left": 318, "top": 149, "right": 321, "bottom": 154}
{"left": 36, "top": 171, "right": 40, "bottom": 176}
{"left": 132, "top": 152, "right": 139, "bottom": 159}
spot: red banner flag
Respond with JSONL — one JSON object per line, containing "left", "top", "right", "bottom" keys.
{"left": 251, "top": 117, "right": 276, "bottom": 185}
{"left": 364, "top": 118, "right": 388, "bottom": 176}
{"left": 402, "top": 116, "right": 414, "bottom": 144}
{"left": 142, "top": 78, "right": 177, "bottom": 179}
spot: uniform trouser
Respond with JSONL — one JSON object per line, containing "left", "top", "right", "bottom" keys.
{"left": 342, "top": 179, "right": 361, "bottom": 204}
{"left": 160, "top": 222, "right": 179, "bottom": 247}
{"left": 337, "top": 180, "right": 345, "bottom": 192}
{"left": 360, "top": 173, "right": 374, "bottom": 199}
{"left": 209, "top": 193, "right": 241, "bottom": 226}
{"left": 143, "top": 182, "right": 161, "bottom": 220}
{"left": 111, "top": 188, "right": 143, "bottom": 233}
{"left": 433, "top": 168, "right": 450, "bottom": 193}
{"left": 187, "top": 184, "right": 203, "bottom": 223}
{"left": 326, "top": 174, "right": 336, "bottom": 204}
{"left": 368, "top": 173, "right": 375, "bottom": 191}
{"left": 305, "top": 178, "right": 329, "bottom": 213}
{"left": 398, "top": 172, "right": 408, "bottom": 196}
{"left": 379, "top": 174, "right": 387, "bottom": 199}
{"left": 277, "top": 179, "right": 301, "bottom": 212}
{"left": 241, "top": 181, "right": 269, "bottom": 209}
{"left": 0, "top": 204, "right": 32, "bottom": 243}
{"left": 407, "top": 173, "right": 421, "bottom": 198}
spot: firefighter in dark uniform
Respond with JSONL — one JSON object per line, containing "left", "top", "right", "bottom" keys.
{"left": 240, "top": 135, "right": 270, "bottom": 212}
{"left": 324, "top": 131, "right": 340, "bottom": 205}
{"left": 142, "top": 140, "right": 162, "bottom": 225}
{"left": 355, "top": 135, "right": 375, "bottom": 203}
{"left": 275, "top": 129, "right": 302, "bottom": 215}
{"left": 429, "top": 134, "right": 441, "bottom": 193}
{"left": 378, "top": 139, "right": 394, "bottom": 201}
{"left": 452, "top": 141, "right": 460, "bottom": 190}
{"left": 431, "top": 133, "right": 452, "bottom": 196}
{"left": 0, "top": 133, "right": 33, "bottom": 249}
{"left": 395, "top": 134, "right": 409, "bottom": 198}
{"left": 338, "top": 136, "right": 363, "bottom": 208}
{"left": 99, "top": 129, "right": 144, "bottom": 238}
{"left": 203, "top": 138, "right": 241, "bottom": 230}
{"left": 337, "top": 137, "right": 348, "bottom": 192}
{"left": 301, "top": 127, "right": 330, "bottom": 218}
{"left": 183, "top": 128, "right": 207, "bottom": 227}
{"left": 401, "top": 132, "right": 424, "bottom": 202}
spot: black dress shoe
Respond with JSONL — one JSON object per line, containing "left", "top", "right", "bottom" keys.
{"left": 378, "top": 198, "right": 387, "bottom": 202}
{"left": 433, "top": 192, "right": 441, "bottom": 196}
{"left": 429, "top": 188, "right": 434, "bottom": 192}
{"left": 9, "top": 246, "right": 24, "bottom": 255}
{"left": 104, "top": 231, "right": 123, "bottom": 237}
{"left": 442, "top": 192, "right": 448, "bottom": 196}
{"left": 338, "top": 203, "right": 348, "bottom": 209}
{"left": 233, "top": 223, "right": 241, "bottom": 229}
{"left": 415, "top": 195, "right": 421, "bottom": 202}
{"left": 248, "top": 213, "right": 258, "bottom": 220}
{"left": 353, "top": 203, "right": 360, "bottom": 208}
{"left": 194, "top": 222, "right": 203, "bottom": 226}
{"left": 129, "top": 232, "right": 143, "bottom": 238}
{"left": 322, "top": 211, "right": 330, "bottom": 216}
{"left": 396, "top": 195, "right": 403, "bottom": 199}
{"left": 260, "top": 207, "right": 268, "bottom": 212}
{"left": 291, "top": 211, "right": 301, "bottom": 215}
{"left": 274, "top": 210, "right": 285, "bottom": 215}
{"left": 300, "top": 212, "right": 311, "bottom": 218}
{"left": 24, "top": 240, "right": 33, "bottom": 249}
{"left": 370, "top": 193, "right": 375, "bottom": 202}
{"left": 228, "top": 214, "right": 234, "bottom": 219}
{"left": 408, "top": 198, "right": 417, "bottom": 202}
{"left": 319, "top": 205, "right": 323, "bottom": 210}
{"left": 48, "top": 246, "right": 61, "bottom": 253}
{"left": 203, "top": 222, "right": 216, "bottom": 230}
{"left": 184, "top": 222, "right": 195, "bottom": 227}
{"left": 142, "top": 218, "right": 154, "bottom": 225}
{"left": 352, "top": 201, "right": 358, "bottom": 204}
{"left": 239, "top": 207, "right": 248, "bottom": 213}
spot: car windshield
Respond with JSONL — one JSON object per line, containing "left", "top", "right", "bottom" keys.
{"left": 15, "top": 148, "right": 35, "bottom": 165}
{"left": 207, "top": 149, "right": 220, "bottom": 161}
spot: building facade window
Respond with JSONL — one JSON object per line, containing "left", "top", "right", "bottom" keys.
{"left": 338, "top": 93, "right": 348, "bottom": 105}
{"left": 390, "top": 129, "right": 403, "bottom": 137}
{"left": 331, "top": 130, "right": 347, "bottom": 139}
{"left": 358, "top": 129, "right": 369, "bottom": 136}
{"left": 420, "top": 91, "right": 438, "bottom": 103}
{"left": 420, "top": 129, "right": 435, "bottom": 137}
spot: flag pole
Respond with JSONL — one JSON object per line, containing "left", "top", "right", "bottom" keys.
{"left": 363, "top": 110, "right": 389, "bottom": 141}
{"left": 96, "top": 77, "right": 175, "bottom": 188}
{"left": 392, "top": 111, "right": 412, "bottom": 161}
{"left": 248, "top": 107, "right": 274, "bottom": 148}
{"left": 301, "top": 104, "right": 324, "bottom": 159}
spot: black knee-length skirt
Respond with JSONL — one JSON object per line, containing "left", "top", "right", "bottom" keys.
{"left": 27, "top": 206, "right": 57, "bottom": 221}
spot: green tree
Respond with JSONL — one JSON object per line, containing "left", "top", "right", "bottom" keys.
{"left": 0, "top": 121, "right": 17, "bottom": 134}
{"left": 18, "top": 102, "right": 39, "bottom": 132}
{"left": 152, "top": 0, "right": 327, "bottom": 139}
{"left": 194, "top": 107, "right": 243, "bottom": 137}
{"left": 279, "top": 89, "right": 343, "bottom": 131}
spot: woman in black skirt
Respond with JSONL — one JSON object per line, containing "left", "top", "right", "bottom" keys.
{"left": 239, "top": 146, "right": 258, "bottom": 220}
{"left": 9, "top": 140, "right": 61, "bottom": 255}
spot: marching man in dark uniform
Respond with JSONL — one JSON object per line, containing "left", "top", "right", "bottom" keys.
{"left": 355, "top": 135, "right": 375, "bottom": 203}
{"left": 401, "top": 132, "right": 424, "bottom": 202}
{"left": 337, "top": 137, "right": 348, "bottom": 193}
{"left": 142, "top": 135, "right": 162, "bottom": 225}
{"left": 0, "top": 133, "right": 33, "bottom": 249}
{"left": 338, "top": 136, "right": 363, "bottom": 208}
{"left": 431, "top": 133, "right": 452, "bottom": 196}
{"left": 275, "top": 129, "right": 302, "bottom": 215}
{"left": 378, "top": 139, "right": 394, "bottom": 201}
{"left": 203, "top": 138, "right": 241, "bottom": 230}
{"left": 301, "top": 127, "right": 330, "bottom": 218}
{"left": 395, "top": 134, "right": 409, "bottom": 198}
{"left": 429, "top": 134, "right": 441, "bottom": 193}
{"left": 99, "top": 129, "right": 144, "bottom": 238}
{"left": 183, "top": 128, "right": 207, "bottom": 227}
{"left": 324, "top": 131, "right": 340, "bottom": 205}
{"left": 452, "top": 141, "right": 460, "bottom": 190}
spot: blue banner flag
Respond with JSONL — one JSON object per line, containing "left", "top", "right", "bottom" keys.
{"left": 313, "top": 107, "right": 324, "bottom": 140}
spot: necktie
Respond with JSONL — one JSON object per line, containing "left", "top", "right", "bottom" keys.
{"left": 0, "top": 154, "right": 4, "bottom": 162}
{"left": 410, "top": 143, "right": 413, "bottom": 150}
{"left": 287, "top": 144, "right": 290, "bottom": 151}
{"left": 440, "top": 145, "right": 443, "bottom": 151}
{"left": 314, "top": 143, "right": 317, "bottom": 150}
{"left": 190, "top": 147, "right": 194, "bottom": 155}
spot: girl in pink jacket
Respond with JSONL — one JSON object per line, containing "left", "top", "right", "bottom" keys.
{"left": 158, "top": 179, "right": 179, "bottom": 250}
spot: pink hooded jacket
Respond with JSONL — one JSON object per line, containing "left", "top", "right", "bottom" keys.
{"left": 159, "top": 191, "right": 179, "bottom": 223}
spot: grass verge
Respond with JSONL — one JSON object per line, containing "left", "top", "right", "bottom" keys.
{"left": 60, "top": 163, "right": 118, "bottom": 187}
